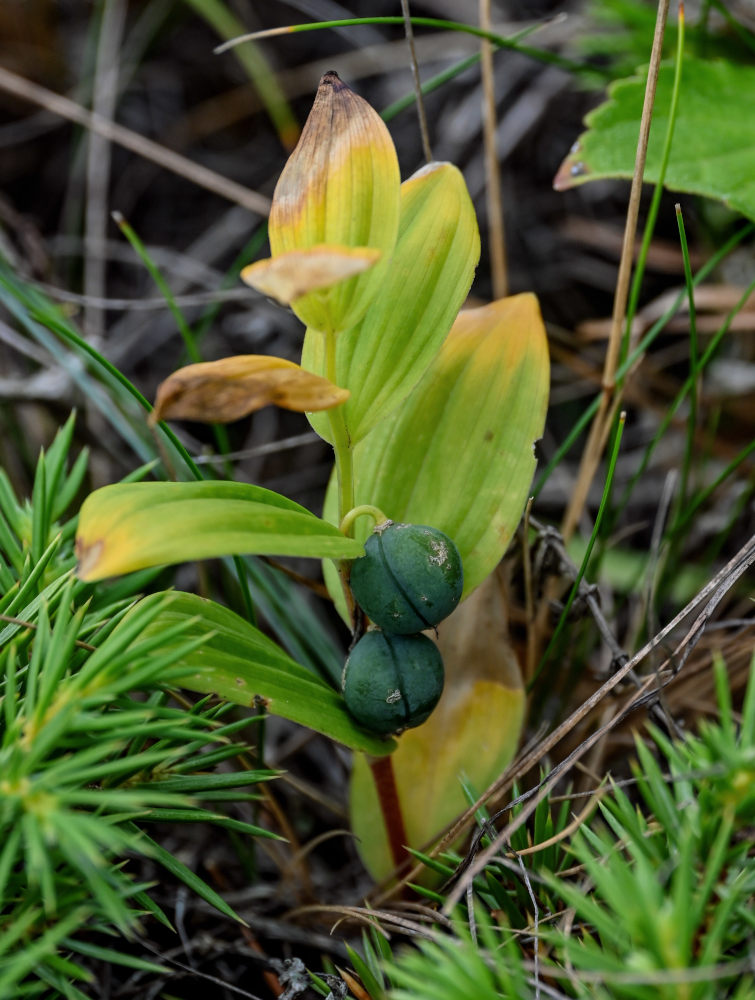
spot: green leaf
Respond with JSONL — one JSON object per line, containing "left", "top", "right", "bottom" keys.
{"left": 141, "top": 809, "right": 277, "bottom": 838}
{"left": 135, "top": 592, "right": 395, "bottom": 756}
{"left": 135, "top": 830, "right": 244, "bottom": 924}
{"left": 182, "top": 0, "right": 299, "bottom": 151}
{"left": 132, "top": 771, "right": 273, "bottom": 793}
{"left": 60, "top": 940, "right": 168, "bottom": 976}
{"left": 265, "top": 72, "right": 401, "bottom": 335}
{"left": 345, "top": 944, "right": 386, "bottom": 1000}
{"left": 303, "top": 162, "right": 480, "bottom": 443}
{"left": 341, "top": 293, "right": 549, "bottom": 599}
{"left": 75, "top": 481, "right": 363, "bottom": 581}
{"left": 0, "top": 906, "right": 90, "bottom": 996}
{"left": 554, "top": 57, "right": 755, "bottom": 221}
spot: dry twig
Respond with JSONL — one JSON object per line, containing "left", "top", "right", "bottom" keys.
{"left": 560, "top": 0, "right": 671, "bottom": 541}
{"left": 0, "top": 66, "right": 270, "bottom": 216}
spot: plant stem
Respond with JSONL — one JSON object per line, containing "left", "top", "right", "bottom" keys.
{"left": 339, "top": 504, "right": 388, "bottom": 537}
{"left": 324, "top": 328, "right": 354, "bottom": 524}
{"left": 400, "top": 0, "right": 433, "bottom": 164}
{"left": 622, "top": 2, "right": 686, "bottom": 367}
{"left": 369, "top": 754, "right": 410, "bottom": 873}
{"left": 530, "top": 412, "right": 627, "bottom": 691}
{"left": 215, "top": 17, "right": 606, "bottom": 79}
{"left": 672, "top": 202, "right": 698, "bottom": 529}
{"left": 324, "top": 326, "right": 356, "bottom": 622}
{"left": 321, "top": 327, "right": 408, "bottom": 860}
{"left": 560, "top": 0, "right": 671, "bottom": 543}
{"left": 325, "top": 334, "right": 408, "bottom": 864}
{"left": 480, "top": 0, "right": 508, "bottom": 298}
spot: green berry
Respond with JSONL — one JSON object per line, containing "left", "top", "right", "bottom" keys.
{"left": 342, "top": 629, "right": 445, "bottom": 736}
{"left": 349, "top": 521, "right": 463, "bottom": 634}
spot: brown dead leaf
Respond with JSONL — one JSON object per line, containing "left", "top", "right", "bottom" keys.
{"left": 240, "top": 244, "right": 381, "bottom": 305}
{"left": 150, "top": 355, "right": 349, "bottom": 425}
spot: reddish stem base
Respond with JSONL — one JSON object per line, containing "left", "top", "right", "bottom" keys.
{"left": 369, "top": 754, "right": 410, "bottom": 874}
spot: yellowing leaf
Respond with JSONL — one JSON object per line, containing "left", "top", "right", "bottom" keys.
{"left": 350, "top": 571, "right": 525, "bottom": 881}
{"left": 303, "top": 162, "right": 480, "bottom": 443}
{"left": 76, "top": 481, "right": 362, "bottom": 581}
{"left": 151, "top": 354, "right": 349, "bottom": 425}
{"left": 268, "top": 71, "right": 400, "bottom": 332}
{"left": 241, "top": 245, "right": 381, "bottom": 306}
{"left": 344, "top": 293, "right": 550, "bottom": 599}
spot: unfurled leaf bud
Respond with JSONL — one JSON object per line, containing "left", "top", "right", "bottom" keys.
{"left": 258, "top": 72, "right": 401, "bottom": 333}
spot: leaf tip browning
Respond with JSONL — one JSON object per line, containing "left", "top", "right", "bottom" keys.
{"left": 75, "top": 536, "right": 105, "bottom": 581}
{"left": 553, "top": 139, "right": 591, "bottom": 190}
{"left": 265, "top": 72, "right": 401, "bottom": 332}
{"left": 320, "top": 68, "right": 348, "bottom": 92}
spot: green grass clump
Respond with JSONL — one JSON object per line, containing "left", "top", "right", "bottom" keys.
{"left": 0, "top": 417, "right": 278, "bottom": 995}
{"left": 380, "top": 655, "right": 755, "bottom": 1000}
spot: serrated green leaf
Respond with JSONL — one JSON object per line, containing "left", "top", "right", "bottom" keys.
{"left": 135, "top": 592, "right": 395, "bottom": 756}
{"left": 303, "top": 161, "right": 480, "bottom": 443}
{"left": 75, "top": 481, "right": 363, "bottom": 581}
{"left": 554, "top": 57, "right": 755, "bottom": 221}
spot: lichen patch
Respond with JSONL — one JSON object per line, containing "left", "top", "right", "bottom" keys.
{"left": 427, "top": 537, "right": 449, "bottom": 566}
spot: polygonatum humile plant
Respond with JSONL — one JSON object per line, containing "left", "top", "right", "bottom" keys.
{"left": 75, "top": 72, "right": 550, "bottom": 879}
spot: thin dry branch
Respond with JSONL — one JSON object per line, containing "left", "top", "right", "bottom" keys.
{"left": 0, "top": 65, "right": 271, "bottom": 217}
{"left": 285, "top": 904, "right": 448, "bottom": 940}
{"left": 442, "top": 530, "right": 755, "bottom": 908}
{"left": 480, "top": 0, "right": 508, "bottom": 297}
{"left": 560, "top": 0, "right": 670, "bottom": 541}
{"left": 84, "top": 0, "right": 127, "bottom": 344}
{"left": 529, "top": 516, "right": 683, "bottom": 736}
{"left": 374, "top": 532, "right": 754, "bottom": 905}
{"left": 401, "top": 0, "right": 433, "bottom": 163}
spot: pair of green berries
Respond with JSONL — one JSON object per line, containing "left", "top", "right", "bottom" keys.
{"left": 341, "top": 521, "right": 463, "bottom": 736}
